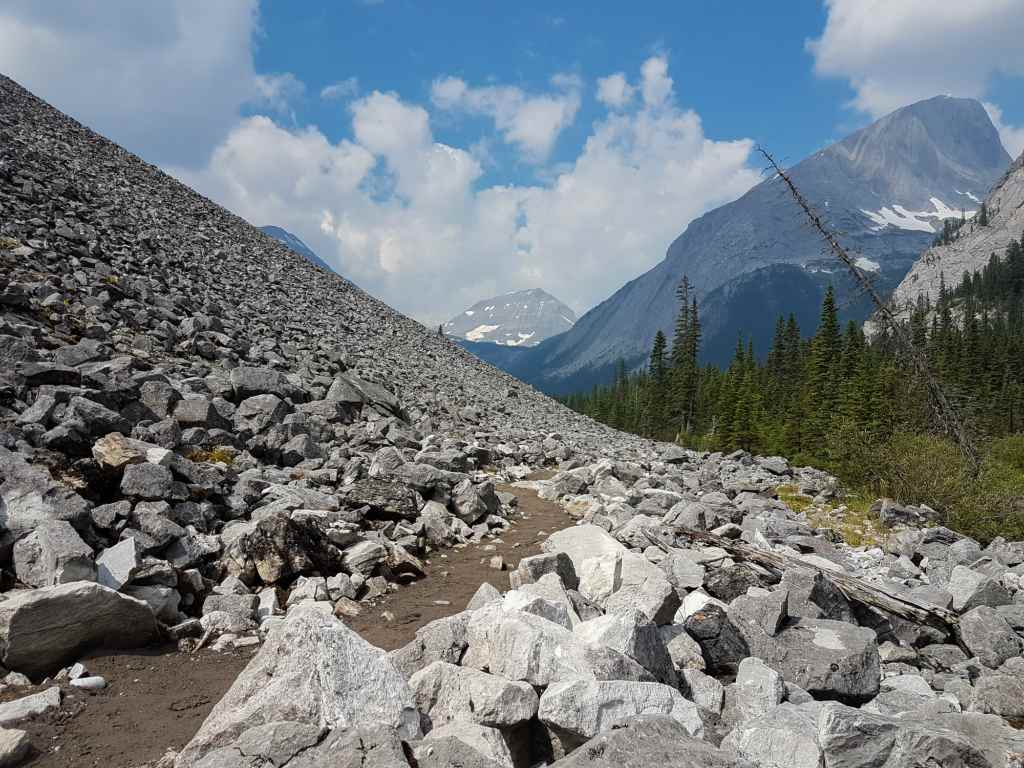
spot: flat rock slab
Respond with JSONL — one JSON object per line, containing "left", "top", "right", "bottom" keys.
{"left": 0, "top": 582, "right": 158, "bottom": 678}
{"left": 0, "top": 687, "right": 61, "bottom": 726}
{"left": 549, "top": 715, "right": 731, "bottom": 767}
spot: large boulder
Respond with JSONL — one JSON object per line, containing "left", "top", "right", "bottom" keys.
{"left": 548, "top": 716, "right": 731, "bottom": 768}
{"left": 722, "top": 702, "right": 823, "bottom": 768}
{"left": 573, "top": 609, "right": 677, "bottom": 686}
{"left": 175, "top": 603, "right": 419, "bottom": 768}
{"left": 389, "top": 612, "right": 471, "bottom": 679}
{"left": 959, "top": 606, "right": 1023, "bottom": 669}
{"left": 12, "top": 519, "right": 94, "bottom": 587}
{"left": 730, "top": 608, "right": 881, "bottom": 702}
{"left": 816, "top": 702, "right": 992, "bottom": 767}
{"left": 538, "top": 678, "right": 703, "bottom": 747}
{"left": 462, "top": 603, "right": 653, "bottom": 687}
{"left": 409, "top": 661, "right": 538, "bottom": 729}
{"left": 0, "top": 447, "right": 91, "bottom": 558}
{"left": 542, "top": 525, "right": 625, "bottom": 574}
{"left": 0, "top": 582, "right": 158, "bottom": 678}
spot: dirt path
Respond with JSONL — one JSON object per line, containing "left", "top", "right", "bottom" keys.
{"left": 17, "top": 478, "right": 569, "bottom": 767}
{"left": 347, "top": 481, "right": 570, "bottom": 649}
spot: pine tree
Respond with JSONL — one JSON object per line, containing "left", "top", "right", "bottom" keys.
{"left": 645, "top": 331, "right": 669, "bottom": 437}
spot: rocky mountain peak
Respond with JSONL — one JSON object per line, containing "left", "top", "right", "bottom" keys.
{"left": 888, "top": 148, "right": 1024, "bottom": 313}
{"left": 497, "top": 95, "right": 1011, "bottom": 392}
{"left": 444, "top": 288, "right": 576, "bottom": 347}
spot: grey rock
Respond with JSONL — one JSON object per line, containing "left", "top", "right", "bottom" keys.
{"left": 0, "top": 582, "right": 158, "bottom": 678}
{"left": 816, "top": 701, "right": 991, "bottom": 767}
{"left": 573, "top": 608, "right": 677, "bottom": 686}
{"left": 389, "top": 612, "right": 471, "bottom": 679}
{"left": 0, "top": 686, "right": 61, "bottom": 726}
{"left": 409, "top": 661, "right": 538, "bottom": 728}
{"left": 947, "top": 565, "right": 1012, "bottom": 613}
{"left": 509, "top": 552, "right": 579, "bottom": 591}
{"left": 548, "top": 715, "right": 732, "bottom": 768}
{"left": 959, "top": 606, "right": 1023, "bottom": 669}
{"left": 12, "top": 519, "right": 94, "bottom": 587}
{"left": 175, "top": 603, "right": 419, "bottom": 768}
{"left": 120, "top": 462, "right": 174, "bottom": 501}
{"left": 538, "top": 678, "right": 703, "bottom": 747}
{"left": 0, "top": 727, "right": 31, "bottom": 768}
{"left": 462, "top": 602, "right": 654, "bottom": 687}
{"left": 414, "top": 722, "right": 512, "bottom": 768}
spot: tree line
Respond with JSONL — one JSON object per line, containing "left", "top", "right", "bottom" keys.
{"left": 563, "top": 230, "right": 1024, "bottom": 475}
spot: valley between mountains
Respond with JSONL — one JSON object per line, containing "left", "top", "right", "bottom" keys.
{"left": 3, "top": 70, "right": 1024, "bottom": 768}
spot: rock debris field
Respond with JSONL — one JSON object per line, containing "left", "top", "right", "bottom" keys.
{"left": 1, "top": 73, "right": 1024, "bottom": 767}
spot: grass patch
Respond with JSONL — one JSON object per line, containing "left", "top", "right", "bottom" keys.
{"left": 776, "top": 484, "right": 813, "bottom": 514}
{"left": 187, "top": 446, "right": 236, "bottom": 465}
{"left": 807, "top": 494, "right": 889, "bottom": 549}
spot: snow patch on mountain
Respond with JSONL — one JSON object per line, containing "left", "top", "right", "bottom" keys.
{"left": 860, "top": 197, "right": 974, "bottom": 233}
{"left": 445, "top": 288, "right": 576, "bottom": 347}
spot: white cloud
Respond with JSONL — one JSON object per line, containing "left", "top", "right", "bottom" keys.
{"left": 431, "top": 74, "right": 582, "bottom": 163}
{"left": 640, "top": 56, "right": 673, "bottom": 108}
{"left": 181, "top": 57, "right": 760, "bottom": 325}
{"left": 596, "top": 72, "right": 635, "bottom": 109}
{"left": 985, "top": 102, "right": 1024, "bottom": 159}
{"left": 808, "top": 0, "right": 1024, "bottom": 155}
{"left": 0, "top": 0, "right": 263, "bottom": 166}
{"left": 254, "top": 72, "right": 305, "bottom": 115}
{"left": 320, "top": 77, "right": 359, "bottom": 102}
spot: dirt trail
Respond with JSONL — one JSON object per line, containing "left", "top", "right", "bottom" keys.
{"left": 18, "top": 478, "right": 569, "bottom": 767}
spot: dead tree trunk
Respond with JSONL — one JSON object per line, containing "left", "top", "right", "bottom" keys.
{"left": 757, "top": 147, "right": 980, "bottom": 476}
{"left": 649, "top": 527, "right": 962, "bottom": 641}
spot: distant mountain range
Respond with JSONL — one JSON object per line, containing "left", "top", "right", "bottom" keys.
{"left": 444, "top": 288, "right": 576, "bottom": 347}
{"left": 260, "top": 226, "right": 334, "bottom": 273}
{"left": 480, "top": 96, "right": 1011, "bottom": 390}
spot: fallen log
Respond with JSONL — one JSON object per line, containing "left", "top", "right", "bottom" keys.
{"left": 645, "top": 527, "right": 962, "bottom": 642}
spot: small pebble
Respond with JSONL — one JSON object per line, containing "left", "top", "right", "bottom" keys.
{"left": 432, "top": 600, "right": 451, "bottom": 607}
{"left": 381, "top": 611, "right": 396, "bottom": 622}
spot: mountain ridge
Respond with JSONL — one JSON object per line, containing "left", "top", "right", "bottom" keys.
{"left": 444, "top": 288, "right": 576, "bottom": 347}
{"left": 498, "top": 95, "right": 1010, "bottom": 393}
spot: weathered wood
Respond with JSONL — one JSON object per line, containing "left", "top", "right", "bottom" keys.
{"left": 647, "top": 527, "right": 962, "bottom": 640}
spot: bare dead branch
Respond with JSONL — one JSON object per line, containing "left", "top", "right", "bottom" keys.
{"left": 757, "top": 147, "right": 980, "bottom": 475}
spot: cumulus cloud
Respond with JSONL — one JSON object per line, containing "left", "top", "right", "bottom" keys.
{"left": 985, "top": 102, "right": 1024, "bottom": 159}
{"left": 254, "top": 72, "right": 305, "bottom": 116}
{"left": 431, "top": 74, "right": 582, "bottom": 163}
{"left": 0, "top": 0, "right": 263, "bottom": 166}
{"left": 320, "top": 77, "right": 360, "bottom": 102}
{"left": 596, "top": 73, "right": 635, "bottom": 109}
{"left": 808, "top": 0, "right": 1024, "bottom": 155}
{"left": 180, "top": 56, "right": 760, "bottom": 325}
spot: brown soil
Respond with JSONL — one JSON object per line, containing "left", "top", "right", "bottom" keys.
{"left": 346, "top": 481, "right": 571, "bottom": 649}
{"left": 14, "top": 478, "right": 569, "bottom": 768}
{"left": 17, "top": 645, "right": 256, "bottom": 768}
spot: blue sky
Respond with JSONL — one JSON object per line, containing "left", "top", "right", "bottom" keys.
{"left": 252, "top": 1, "right": 858, "bottom": 180}
{"left": 1, "top": 1, "right": 1023, "bottom": 324}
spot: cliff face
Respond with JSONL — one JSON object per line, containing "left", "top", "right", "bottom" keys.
{"left": 889, "top": 152, "right": 1024, "bottom": 311}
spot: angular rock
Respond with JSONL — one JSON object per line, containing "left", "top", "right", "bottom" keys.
{"left": 462, "top": 603, "right": 653, "bottom": 687}
{"left": 538, "top": 678, "right": 703, "bottom": 747}
{"left": 12, "top": 519, "right": 94, "bottom": 587}
{"left": 175, "top": 603, "right": 419, "bottom": 768}
{"left": 0, "top": 582, "right": 158, "bottom": 678}
{"left": 959, "top": 606, "right": 1023, "bottom": 669}
{"left": 0, "top": 687, "right": 61, "bottom": 726}
{"left": 389, "top": 612, "right": 471, "bottom": 679}
{"left": 548, "top": 715, "right": 731, "bottom": 768}
{"left": 409, "top": 661, "right": 538, "bottom": 728}
{"left": 573, "top": 608, "right": 677, "bottom": 686}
